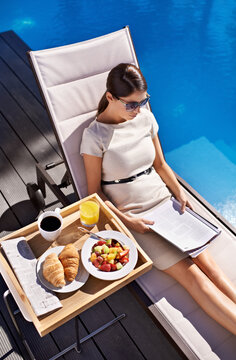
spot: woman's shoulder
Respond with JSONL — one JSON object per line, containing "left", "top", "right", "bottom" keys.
{"left": 82, "top": 118, "right": 114, "bottom": 142}
{"left": 140, "top": 107, "right": 151, "bottom": 116}
{"left": 85, "top": 118, "right": 105, "bottom": 132}
{"left": 139, "top": 108, "right": 158, "bottom": 124}
{"left": 140, "top": 107, "right": 155, "bottom": 119}
{"left": 139, "top": 108, "right": 159, "bottom": 134}
{"left": 81, "top": 119, "right": 104, "bottom": 156}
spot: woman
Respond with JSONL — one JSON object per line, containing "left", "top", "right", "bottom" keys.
{"left": 80, "top": 63, "right": 236, "bottom": 334}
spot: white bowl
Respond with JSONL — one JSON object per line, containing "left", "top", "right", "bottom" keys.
{"left": 81, "top": 230, "right": 138, "bottom": 281}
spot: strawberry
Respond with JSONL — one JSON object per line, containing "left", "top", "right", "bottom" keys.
{"left": 100, "top": 263, "right": 111, "bottom": 272}
{"left": 97, "top": 256, "right": 103, "bottom": 264}
{"left": 111, "top": 264, "right": 117, "bottom": 271}
{"left": 92, "top": 259, "right": 100, "bottom": 268}
{"left": 96, "top": 240, "right": 106, "bottom": 246}
{"left": 119, "top": 249, "right": 129, "bottom": 258}
{"left": 120, "top": 257, "right": 129, "bottom": 264}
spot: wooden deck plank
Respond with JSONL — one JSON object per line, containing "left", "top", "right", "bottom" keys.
{"left": 51, "top": 318, "right": 104, "bottom": 360}
{"left": 0, "top": 276, "right": 32, "bottom": 360}
{"left": 0, "top": 58, "right": 60, "bottom": 154}
{"left": 0, "top": 30, "right": 75, "bottom": 204}
{"left": 0, "top": 148, "right": 39, "bottom": 226}
{"left": 0, "top": 81, "right": 59, "bottom": 166}
{"left": 14, "top": 316, "right": 62, "bottom": 360}
{"left": 0, "top": 36, "right": 42, "bottom": 103}
{"left": 0, "top": 99, "right": 74, "bottom": 212}
{"left": 80, "top": 299, "right": 145, "bottom": 360}
{"left": 106, "top": 286, "right": 184, "bottom": 360}
{"left": 0, "top": 109, "right": 71, "bottom": 209}
{"left": 0, "top": 31, "right": 30, "bottom": 65}
{"left": 0, "top": 113, "right": 73, "bottom": 235}
{"left": 0, "top": 192, "right": 20, "bottom": 238}
{"left": 0, "top": 313, "right": 23, "bottom": 360}
{"left": 0, "top": 32, "right": 76, "bottom": 207}
{"left": 0, "top": 113, "right": 37, "bottom": 185}
{"left": 0, "top": 277, "right": 62, "bottom": 360}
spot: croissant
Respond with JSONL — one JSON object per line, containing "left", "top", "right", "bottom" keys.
{"left": 59, "top": 244, "right": 80, "bottom": 281}
{"left": 43, "top": 253, "right": 66, "bottom": 288}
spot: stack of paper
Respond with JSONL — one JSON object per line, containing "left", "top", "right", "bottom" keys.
{"left": 144, "top": 197, "right": 221, "bottom": 254}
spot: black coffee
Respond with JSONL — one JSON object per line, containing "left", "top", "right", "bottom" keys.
{"left": 40, "top": 216, "right": 61, "bottom": 232}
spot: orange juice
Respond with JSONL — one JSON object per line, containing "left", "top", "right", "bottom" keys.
{"left": 80, "top": 200, "right": 100, "bottom": 227}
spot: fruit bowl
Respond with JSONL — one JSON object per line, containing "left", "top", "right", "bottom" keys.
{"left": 81, "top": 230, "right": 138, "bottom": 280}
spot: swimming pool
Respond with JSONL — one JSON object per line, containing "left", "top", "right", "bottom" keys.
{"left": 1, "top": 1, "right": 236, "bottom": 226}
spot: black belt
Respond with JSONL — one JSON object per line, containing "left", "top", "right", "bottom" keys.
{"left": 101, "top": 167, "right": 153, "bottom": 185}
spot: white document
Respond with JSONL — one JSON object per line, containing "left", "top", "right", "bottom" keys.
{"left": 144, "top": 198, "right": 221, "bottom": 252}
{"left": 1, "top": 237, "right": 62, "bottom": 316}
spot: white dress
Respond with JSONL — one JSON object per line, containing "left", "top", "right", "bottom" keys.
{"left": 80, "top": 108, "right": 188, "bottom": 270}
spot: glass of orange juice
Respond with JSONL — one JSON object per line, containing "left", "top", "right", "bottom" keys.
{"left": 79, "top": 200, "right": 100, "bottom": 227}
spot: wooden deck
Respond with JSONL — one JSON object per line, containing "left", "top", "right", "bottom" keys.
{"left": 0, "top": 30, "right": 186, "bottom": 360}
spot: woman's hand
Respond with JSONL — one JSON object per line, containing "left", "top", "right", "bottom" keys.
{"left": 124, "top": 216, "right": 154, "bottom": 234}
{"left": 176, "top": 189, "right": 194, "bottom": 213}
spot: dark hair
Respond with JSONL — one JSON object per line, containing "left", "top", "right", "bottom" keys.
{"left": 97, "top": 63, "right": 147, "bottom": 116}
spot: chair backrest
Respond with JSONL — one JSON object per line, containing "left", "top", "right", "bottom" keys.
{"left": 28, "top": 27, "right": 147, "bottom": 199}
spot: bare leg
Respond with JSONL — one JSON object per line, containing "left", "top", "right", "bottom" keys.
{"left": 192, "top": 249, "right": 236, "bottom": 303}
{"left": 164, "top": 258, "right": 236, "bottom": 335}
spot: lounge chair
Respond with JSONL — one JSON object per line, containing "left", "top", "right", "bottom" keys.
{"left": 10, "top": 27, "right": 236, "bottom": 359}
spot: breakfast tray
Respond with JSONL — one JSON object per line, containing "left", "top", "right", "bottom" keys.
{"left": 0, "top": 193, "right": 152, "bottom": 337}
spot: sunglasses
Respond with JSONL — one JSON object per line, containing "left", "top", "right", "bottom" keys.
{"left": 114, "top": 94, "right": 150, "bottom": 112}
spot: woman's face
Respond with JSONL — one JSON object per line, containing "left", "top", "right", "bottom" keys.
{"left": 110, "top": 90, "right": 148, "bottom": 122}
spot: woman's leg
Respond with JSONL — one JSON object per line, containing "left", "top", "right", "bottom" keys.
{"left": 192, "top": 249, "right": 236, "bottom": 303}
{"left": 164, "top": 258, "right": 236, "bottom": 335}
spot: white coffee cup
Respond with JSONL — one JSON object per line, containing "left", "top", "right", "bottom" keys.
{"left": 38, "top": 208, "right": 63, "bottom": 242}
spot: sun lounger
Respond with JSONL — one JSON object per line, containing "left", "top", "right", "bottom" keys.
{"left": 12, "top": 27, "right": 236, "bottom": 359}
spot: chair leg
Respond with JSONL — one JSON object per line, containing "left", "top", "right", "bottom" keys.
{"left": 80, "top": 313, "right": 126, "bottom": 345}
{"left": 3, "top": 290, "right": 125, "bottom": 360}
{"left": 3, "top": 290, "right": 36, "bottom": 360}
{"left": 36, "top": 163, "right": 71, "bottom": 207}
{"left": 48, "top": 313, "right": 126, "bottom": 360}
{"left": 75, "top": 315, "right": 81, "bottom": 353}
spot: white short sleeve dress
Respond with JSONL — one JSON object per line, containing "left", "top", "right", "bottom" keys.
{"left": 80, "top": 108, "right": 189, "bottom": 270}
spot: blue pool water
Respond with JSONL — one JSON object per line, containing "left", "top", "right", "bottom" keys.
{"left": 1, "top": 1, "right": 236, "bottom": 226}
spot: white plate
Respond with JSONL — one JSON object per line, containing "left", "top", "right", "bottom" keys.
{"left": 37, "top": 246, "right": 89, "bottom": 293}
{"left": 81, "top": 230, "right": 138, "bottom": 281}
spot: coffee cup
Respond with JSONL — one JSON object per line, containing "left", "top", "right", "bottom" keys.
{"left": 38, "top": 208, "right": 63, "bottom": 242}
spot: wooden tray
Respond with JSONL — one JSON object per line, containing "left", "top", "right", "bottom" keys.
{"left": 0, "top": 193, "right": 152, "bottom": 336}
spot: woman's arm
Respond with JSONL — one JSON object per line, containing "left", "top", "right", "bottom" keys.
{"left": 152, "top": 134, "right": 193, "bottom": 212}
{"left": 83, "top": 154, "right": 153, "bottom": 233}
{"left": 83, "top": 154, "right": 126, "bottom": 220}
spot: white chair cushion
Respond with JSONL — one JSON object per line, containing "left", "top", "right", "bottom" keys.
{"left": 29, "top": 28, "right": 139, "bottom": 198}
